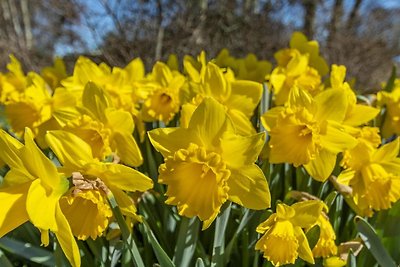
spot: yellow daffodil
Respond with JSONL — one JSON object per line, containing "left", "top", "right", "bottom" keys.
{"left": 338, "top": 137, "right": 400, "bottom": 216}
{"left": 45, "top": 130, "right": 153, "bottom": 238}
{"left": 262, "top": 87, "right": 357, "bottom": 181}
{"left": 311, "top": 213, "right": 338, "bottom": 258}
{"left": 269, "top": 50, "right": 322, "bottom": 105}
{"left": 275, "top": 32, "right": 329, "bottom": 76}
{"left": 140, "top": 62, "right": 185, "bottom": 123}
{"left": 329, "top": 65, "right": 379, "bottom": 126}
{"left": 214, "top": 49, "right": 272, "bottom": 82}
{"left": 61, "top": 56, "right": 145, "bottom": 114}
{"left": 62, "top": 82, "right": 142, "bottom": 166}
{"left": 41, "top": 57, "right": 68, "bottom": 90}
{"left": 0, "top": 55, "right": 27, "bottom": 103}
{"left": 255, "top": 200, "right": 324, "bottom": 266}
{"left": 148, "top": 97, "right": 270, "bottom": 229}
{"left": 181, "top": 62, "right": 263, "bottom": 135}
{"left": 0, "top": 128, "right": 80, "bottom": 267}
{"left": 377, "top": 78, "right": 400, "bottom": 138}
{"left": 3, "top": 69, "right": 79, "bottom": 147}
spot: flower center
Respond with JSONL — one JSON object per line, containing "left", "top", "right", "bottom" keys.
{"left": 159, "top": 143, "right": 230, "bottom": 228}
{"left": 60, "top": 187, "right": 112, "bottom": 240}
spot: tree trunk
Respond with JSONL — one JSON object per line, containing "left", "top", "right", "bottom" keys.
{"left": 155, "top": 0, "right": 164, "bottom": 61}
{"left": 327, "top": 0, "right": 343, "bottom": 46}
{"left": 303, "top": 0, "right": 316, "bottom": 39}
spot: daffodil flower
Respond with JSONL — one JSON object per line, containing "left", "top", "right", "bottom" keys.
{"left": 140, "top": 62, "right": 185, "bottom": 123}
{"left": 377, "top": 78, "right": 400, "bottom": 138}
{"left": 214, "top": 49, "right": 272, "bottom": 82}
{"left": 338, "top": 137, "right": 400, "bottom": 216}
{"left": 311, "top": 213, "right": 338, "bottom": 258}
{"left": 262, "top": 86, "right": 357, "bottom": 181}
{"left": 269, "top": 50, "right": 322, "bottom": 105}
{"left": 275, "top": 32, "right": 329, "bottom": 76}
{"left": 0, "top": 128, "right": 80, "bottom": 267}
{"left": 255, "top": 200, "right": 324, "bottom": 266}
{"left": 148, "top": 97, "right": 270, "bottom": 229}
{"left": 45, "top": 130, "right": 153, "bottom": 238}
{"left": 181, "top": 62, "right": 263, "bottom": 135}
{"left": 329, "top": 65, "right": 379, "bottom": 126}
{"left": 63, "top": 82, "right": 143, "bottom": 167}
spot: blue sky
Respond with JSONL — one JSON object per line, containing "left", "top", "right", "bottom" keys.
{"left": 55, "top": 0, "right": 400, "bottom": 56}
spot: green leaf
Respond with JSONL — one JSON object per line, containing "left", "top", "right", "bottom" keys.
{"left": 0, "top": 249, "right": 13, "bottom": 267}
{"left": 224, "top": 209, "right": 255, "bottom": 263}
{"left": 195, "top": 258, "right": 205, "bottom": 267}
{"left": 384, "top": 66, "right": 397, "bottom": 92}
{"left": 0, "top": 237, "right": 55, "bottom": 266}
{"left": 211, "top": 203, "right": 231, "bottom": 267}
{"left": 355, "top": 216, "right": 396, "bottom": 267}
{"left": 347, "top": 250, "right": 356, "bottom": 267}
{"left": 108, "top": 193, "right": 145, "bottom": 267}
{"left": 173, "top": 217, "right": 200, "bottom": 267}
{"left": 142, "top": 221, "right": 175, "bottom": 267}
{"left": 306, "top": 224, "right": 320, "bottom": 249}
{"left": 324, "top": 191, "right": 338, "bottom": 210}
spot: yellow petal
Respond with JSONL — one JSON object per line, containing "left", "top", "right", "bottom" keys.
{"left": 188, "top": 97, "right": 232, "bottom": 150}
{"left": 304, "top": 149, "right": 337, "bottom": 182}
{"left": 336, "top": 169, "right": 356, "bottom": 186}
{"left": 228, "top": 164, "right": 270, "bottom": 210}
{"left": 291, "top": 200, "right": 324, "bottom": 228}
{"left": 295, "top": 227, "right": 315, "bottom": 264}
{"left": 260, "top": 107, "right": 285, "bottom": 131}
{"left": 148, "top": 127, "right": 199, "bottom": 157}
{"left": 46, "top": 130, "right": 94, "bottom": 168}
{"left": 21, "top": 128, "right": 60, "bottom": 190}
{"left": 288, "top": 86, "right": 316, "bottom": 113}
{"left": 372, "top": 138, "right": 399, "bottom": 163}
{"left": 315, "top": 89, "right": 348, "bottom": 122}
{"left": 106, "top": 109, "right": 134, "bottom": 133}
{"left": 0, "top": 182, "right": 30, "bottom": 237}
{"left": 227, "top": 109, "right": 256, "bottom": 135}
{"left": 320, "top": 121, "right": 357, "bottom": 154}
{"left": 0, "top": 129, "right": 24, "bottom": 170}
{"left": 203, "top": 63, "right": 229, "bottom": 101}
{"left": 54, "top": 204, "right": 81, "bottom": 267}
{"left": 110, "top": 187, "right": 141, "bottom": 221}
{"left": 26, "top": 179, "right": 58, "bottom": 231}
{"left": 112, "top": 131, "right": 143, "bottom": 167}
{"left": 343, "top": 105, "right": 379, "bottom": 126}
{"left": 226, "top": 81, "right": 262, "bottom": 116}
{"left": 99, "top": 163, "right": 153, "bottom": 192}
{"left": 82, "top": 82, "right": 111, "bottom": 121}
{"left": 221, "top": 132, "right": 265, "bottom": 168}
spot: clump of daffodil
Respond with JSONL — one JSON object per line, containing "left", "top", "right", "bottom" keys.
{"left": 329, "top": 65, "right": 379, "bottom": 126}
{"left": 41, "top": 57, "right": 68, "bottom": 90}
{"left": 377, "top": 78, "right": 400, "bottom": 138}
{"left": 261, "top": 86, "right": 357, "bottom": 181}
{"left": 214, "top": 48, "right": 272, "bottom": 82}
{"left": 0, "top": 57, "right": 79, "bottom": 146}
{"left": 269, "top": 49, "right": 322, "bottom": 105}
{"left": 275, "top": 32, "right": 329, "bottom": 76}
{"left": 0, "top": 128, "right": 80, "bottom": 267}
{"left": 45, "top": 130, "right": 153, "bottom": 240}
{"left": 148, "top": 97, "right": 270, "bottom": 229}
{"left": 0, "top": 55, "right": 28, "bottom": 103}
{"left": 338, "top": 130, "right": 400, "bottom": 216}
{"left": 182, "top": 62, "right": 263, "bottom": 135}
{"left": 62, "top": 56, "right": 146, "bottom": 115}
{"left": 255, "top": 200, "right": 325, "bottom": 266}
{"left": 140, "top": 62, "right": 185, "bottom": 124}
{"left": 62, "top": 82, "right": 143, "bottom": 167}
